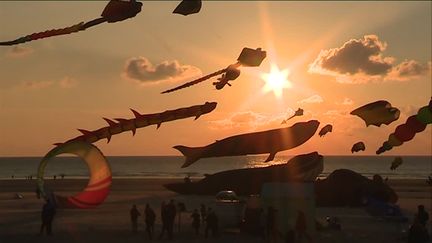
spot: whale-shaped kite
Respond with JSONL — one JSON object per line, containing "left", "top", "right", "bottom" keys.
{"left": 350, "top": 100, "right": 400, "bottom": 127}
{"left": 351, "top": 142, "right": 365, "bottom": 153}
{"left": 173, "top": 0, "right": 202, "bottom": 16}
{"left": 318, "top": 124, "right": 333, "bottom": 137}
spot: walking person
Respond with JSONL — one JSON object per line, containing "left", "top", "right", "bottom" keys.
{"left": 205, "top": 208, "right": 218, "bottom": 238}
{"left": 200, "top": 204, "right": 207, "bottom": 224}
{"left": 144, "top": 203, "right": 156, "bottom": 240}
{"left": 130, "top": 204, "right": 141, "bottom": 233}
{"left": 159, "top": 201, "right": 168, "bottom": 239}
{"left": 166, "top": 199, "right": 177, "bottom": 240}
{"left": 39, "top": 199, "right": 56, "bottom": 235}
{"left": 191, "top": 209, "right": 201, "bottom": 235}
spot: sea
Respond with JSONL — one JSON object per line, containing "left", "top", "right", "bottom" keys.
{"left": 0, "top": 155, "right": 431, "bottom": 180}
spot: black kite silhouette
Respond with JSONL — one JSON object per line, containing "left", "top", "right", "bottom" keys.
{"left": 350, "top": 100, "right": 400, "bottom": 127}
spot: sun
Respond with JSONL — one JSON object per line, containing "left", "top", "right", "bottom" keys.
{"left": 260, "top": 64, "right": 292, "bottom": 98}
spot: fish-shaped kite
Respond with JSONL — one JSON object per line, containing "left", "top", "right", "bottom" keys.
{"left": 0, "top": 0, "right": 142, "bottom": 46}
{"left": 390, "top": 157, "right": 403, "bottom": 170}
{"left": 350, "top": 100, "right": 400, "bottom": 127}
{"left": 281, "top": 108, "right": 304, "bottom": 124}
{"left": 173, "top": 0, "right": 202, "bottom": 16}
{"left": 174, "top": 120, "right": 320, "bottom": 168}
{"left": 161, "top": 47, "right": 266, "bottom": 93}
{"left": 377, "top": 98, "right": 431, "bottom": 154}
{"left": 351, "top": 142, "right": 365, "bottom": 153}
{"left": 318, "top": 124, "right": 333, "bottom": 137}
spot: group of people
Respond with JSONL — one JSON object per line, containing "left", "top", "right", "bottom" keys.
{"left": 129, "top": 202, "right": 219, "bottom": 240}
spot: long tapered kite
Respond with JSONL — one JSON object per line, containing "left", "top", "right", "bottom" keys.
{"left": 281, "top": 108, "right": 304, "bottom": 124}
{"left": 161, "top": 47, "right": 266, "bottom": 93}
{"left": 318, "top": 124, "right": 333, "bottom": 137}
{"left": 350, "top": 100, "right": 400, "bottom": 127}
{"left": 174, "top": 120, "right": 320, "bottom": 168}
{"left": 351, "top": 142, "right": 365, "bottom": 153}
{"left": 390, "top": 157, "right": 403, "bottom": 170}
{"left": 37, "top": 141, "right": 112, "bottom": 209}
{"left": 56, "top": 102, "right": 217, "bottom": 146}
{"left": 173, "top": 0, "right": 202, "bottom": 16}
{"left": 376, "top": 98, "right": 432, "bottom": 154}
{"left": 0, "top": 0, "right": 142, "bottom": 46}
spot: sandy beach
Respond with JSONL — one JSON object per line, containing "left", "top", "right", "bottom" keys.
{"left": 0, "top": 178, "right": 430, "bottom": 243}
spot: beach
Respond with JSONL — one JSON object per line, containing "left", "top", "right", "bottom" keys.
{"left": 0, "top": 178, "right": 430, "bottom": 243}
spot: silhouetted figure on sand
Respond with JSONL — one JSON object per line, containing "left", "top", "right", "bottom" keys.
{"left": 159, "top": 201, "right": 168, "bottom": 239}
{"left": 408, "top": 218, "right": 430, "bottom": 243}
{"left": 144, "top": 203, "right": 156, "bottom": 240}
{"left": 205, "top": 208, "right": 218, "bottom": 238}
{"left": 416, "top": 205, "right": 429, "bottom": 227}
{"left": 35, "top": 187, "right": 41, "bottom": 199}
{"left": 39, "top": 199, "right": 56, "bottom": 235}
{"left": 166, "top": 199, "right": 177, "bottom": 240}
{"left": 200, "top": 204, "right": 207, "bottom": 223}
{"left": 191, "top": 209, "right": 200, "bottom": 235}
{"left": 130, "top": 204, "right": 141, "bottom": 233}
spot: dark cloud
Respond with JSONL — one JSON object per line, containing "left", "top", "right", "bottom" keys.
{"left": 309, "top": 35, "right": 430, "bottom": 83}
{"left": 123, "top": 57, "right": 201, "bottom": 83}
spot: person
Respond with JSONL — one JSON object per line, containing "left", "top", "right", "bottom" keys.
{"left": 295, "top": 211, "right": 312, "bottom": 243}
{"left": 205, "top": 208, "right": 218, "bottom": 238}
{"left": 408, "top": 218, "right": 430, "bottom": 243}
{"left": 184, "top": 175, "right": 191, "bottom": 183}
{"left": 144, "top": 203, "right": 156, "bottom": 240}
{"left": 159, "top": 201, "right": 168, "bottom": 239}
{"left": 39, "top": 199, "right": 56, "bottom": 235}
{"left": 166, "top": 199, "right": 177, "bottom": 240}
{"left": 416, "top": 205, "right": 429, "bottom": 227}
{"left": 200, "top": 204, "right": 207, "bottom": 224}
{"left": 130, "top": 204, "right": 141, "bottom": 233}
{"left": 191, "top": 209, "right": 200, "bottom": 235}
{"left": 35, "top": 187, "right": 41, "bottom": 199}
{"left": 266, "top": 206, "right": 277, "bottom": 242}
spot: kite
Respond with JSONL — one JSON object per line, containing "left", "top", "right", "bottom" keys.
{"left": 351, "top": 142, "right": 365, "bottom": 153}
{"left": 390, "top": 157, "right": 403, "bottom": 170}
{"left": 56, "top": 102, "right": 217, "bottom": 146}
{"left": 173, "top": 0, "right": 202, "bottom": 16}
{"left": 318, "top": 124, "right": 333, "bottom": 137}
{"left": 281, "top": 108, "right": 304, "bottom": 124}
{"left": 161, "top": 47, "right": 266, "bottom": 93}
{"left": 350, "top": 100, "right": 400, "bottom": 127}
{"left": 37, "top": 141, "right": 111, "bottom": 209}
{"left": 0, "top": 0, "right": 142, "bottom": 46}
{"left": 174, "top": 120, "right": 320, "bottom": 168}
{"left": 376, "top": 98, "right": 432, "bottom": 154}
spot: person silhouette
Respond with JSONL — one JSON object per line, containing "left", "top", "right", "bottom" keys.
{"left": 191, "top": 209, "right": 200, "bottom": 235}
{"left": 166, "top": 199, "right": 177, "bottom": 240}
{"left": 39, "top": 199, "right": 56, "bottom": 235}
{"left": 159, "top": 201, "right": 168, "bottom": 239}
{"left": 130, "top": 204, "right": 141, "bottom": 233}
{"left": 144, "top": 203, "right": 156, "bottom": 240}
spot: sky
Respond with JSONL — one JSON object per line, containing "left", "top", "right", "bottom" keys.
{"left": 0, "top": 1, "right": 431, "bottom": 156}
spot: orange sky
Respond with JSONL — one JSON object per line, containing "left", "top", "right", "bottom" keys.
{"left": 0, "top": 1, "right": 431, "bottom": 156}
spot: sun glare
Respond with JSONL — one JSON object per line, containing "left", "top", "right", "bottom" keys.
{"left": 260, "top": 64, "right": 292, "bottom": 98}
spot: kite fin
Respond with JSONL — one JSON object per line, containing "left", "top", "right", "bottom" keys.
{"left": 157, "top": 123, "right": 161, "bottom": 129}
{"left": 194, "top": 113, "right": 201, "bottom": 120}
{"left": 130, "top": 109, "right": 142, "bottom": 118}
{"left": 78, "top": 129, "right": 94, "bottom": 136}
{"left": 265, "top": 152, "right": 277, "bottom": 162}
{"left": 106, "top": 134, "right": 112, "bottom": 143}
{"left": 103, "top": 118, "right": 117, "bottom": 127}
{"left": 173, "top": 145, "right": 203, "bottom": 168}
{"left": 131, "top": 127, "right": 136, "bottom": 136}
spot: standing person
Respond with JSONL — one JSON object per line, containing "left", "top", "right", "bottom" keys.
{"left": 295, "top": 210, "right": 312, "bottom": 243}
{"left": 205, "top": 208, "right": 218, "bottom": 238}
{"left": 159, "top": 201, "right": 168, "bottom": 239}
{"left": 200, "top": 204, "right": 207, "bottom": 224}
{"left": 130, "top": 204, "right": 141, "bottom": 233}
{"left": 144, "top": 203, "right": 156, "bottom": 240}
{"left": 39, "top": 199, "right": 56, "bottom": 235}
{"left": 416, "top": 205, "right": 429, "bottom": 227}
{"left": 166, "top": 199, "right": 177, "bottom": 240}
{"left": 266, "top": 206, "right": 277, "bottom": 242}
{"left": 191, "top": 209, "right": 201, "bottom": 235}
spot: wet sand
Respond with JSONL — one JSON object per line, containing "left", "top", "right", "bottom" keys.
{"left": 0, "top": 178, "right": 430, "bottom": 243}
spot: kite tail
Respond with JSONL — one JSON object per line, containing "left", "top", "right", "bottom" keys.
{"left": 173, "top": 146, "right": 203, "bottom": 168}
{"left": 376, "top": 99, "right": 432, "bottom": 154}
{"left": 57, "top": 102, "right": 217, "bottom": 146}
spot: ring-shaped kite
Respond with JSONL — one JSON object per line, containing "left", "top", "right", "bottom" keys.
{"left": 37, "top": 141, "right": 111, "bottom": 209}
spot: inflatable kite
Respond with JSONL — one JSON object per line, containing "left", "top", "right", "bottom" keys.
{"left": 56, "top": 102, "right": 217, "bottom": 146}
{"left": 174, "top": 120, "right": 320, "bottom": 167}
{"left": 37, "top": 141, "right": 111, "bottom": 209}
{"left": 281, "top": 108, "right": 304, "bottom": 124}
{"left": 161, "top": 47, "right": 266, "bottom": 93}
{"left": 173, "top": 0, "right": 202, "bottom": 15}
{"left": 390, "top": 157, "right": 403, "bottom": 170}
{"left": 0, "top": 0, "right": 142, "bottom": 46}
{"left": 318, "top": 124, "right": 333, "bottom": 137}
{"left": 351, "top": 142, "right": 365, "bottom": 153}
{"left": 376, "top": 98, "right": 432, "bottom": 154}
{"left": 350, "top": 100, "right": 400, "bottom": 127}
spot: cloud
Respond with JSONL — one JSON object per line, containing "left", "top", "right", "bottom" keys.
{"left": 298, "top": 95, "right": 324, "bottom": 104}
{"left": 123, "top": 57, "right": 202, "bottom": 84}
{"left": 309, "top": 35, "right": 430, "bottom": 83}
{"left": 21, "top": 77, "right": 77, "bottom": 89}
{"left": 339, "top": 97, "right": 354, "bottom": 106}
{"left": 6, "top": 46, "right": 34, "bottom": 58}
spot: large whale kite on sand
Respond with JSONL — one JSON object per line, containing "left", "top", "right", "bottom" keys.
{"left": 174, "top": 120, "right": 320, "bottom": 168}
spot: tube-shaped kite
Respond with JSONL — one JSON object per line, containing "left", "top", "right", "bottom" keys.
{"left": 0, "top": 0, "right": 142, "bottom": 46}
{"left": 56, "top": 102, "right": 217, "bottom": 146}
{"left": 161, "top": 47, "right": 266, "bottom": 93}
{"left": 376, "top": 99, "right": 432, "bottom": 154}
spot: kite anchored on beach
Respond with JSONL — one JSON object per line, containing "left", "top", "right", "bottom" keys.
{"left": 174, "top": 120, "right": 320, "bottom": 168}
{"left": 161, "top": 47, "right": 266, "bottom": 93}
{"left": 56, "top": 102, "right": 217, "bottom": 146}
